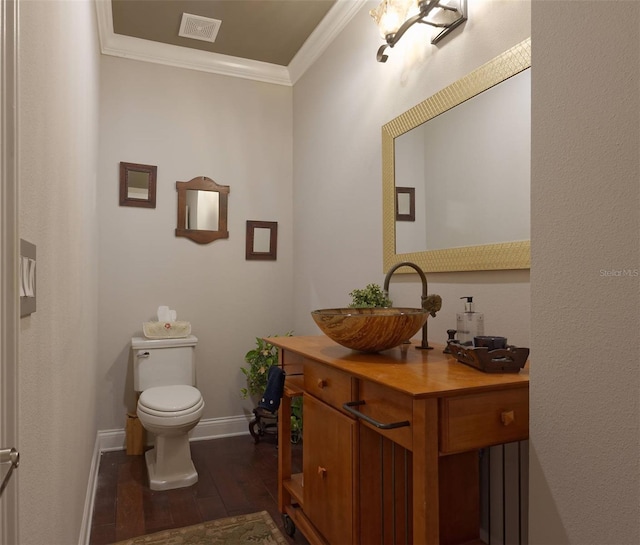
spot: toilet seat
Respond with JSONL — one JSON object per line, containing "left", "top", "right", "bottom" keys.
{"left": 138, "top": 385, "right": 203, "bottom": 418}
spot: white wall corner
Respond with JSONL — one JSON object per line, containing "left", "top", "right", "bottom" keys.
{"left": 288, "top": 0, "right": 369, "bottom": 84}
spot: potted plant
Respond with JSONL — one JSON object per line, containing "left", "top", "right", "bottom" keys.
{"left": 240, "top": 336, "right": 282, "bottom": 400}
{"left": 241, "top": 333, "right": 302, "bottom": 442}
{"left": 348, "top": 283, "right": 392, "bottom": 308}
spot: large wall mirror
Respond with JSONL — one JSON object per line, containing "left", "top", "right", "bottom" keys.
{"left": 382, "top": 38, "right": 531, "bottom": 273}
{"left": 176, "top": 176, "right": 229, "bottom": 244}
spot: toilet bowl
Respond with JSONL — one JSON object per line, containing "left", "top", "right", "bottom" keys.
{"left": 131, "top": 335, "right": 203, "bottom": 491}
{"left": 137, "top": 385, "right": 204, "bottom": 490}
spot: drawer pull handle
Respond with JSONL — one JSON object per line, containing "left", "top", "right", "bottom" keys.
{"left": 343, "top": 401, "right": 410, "bottom": 430}
{"left": 318, "top": 466, "right": 327, "bottom": 478}
{"left": 317, "top": 379, "right": 326, "bottom": 389}
{"left": 501, "top": 410, "right": 515, "bottom": 426}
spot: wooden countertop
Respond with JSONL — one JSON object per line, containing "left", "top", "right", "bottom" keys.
{"left": 267, "top": 335, "right": 529, "bottom": 399}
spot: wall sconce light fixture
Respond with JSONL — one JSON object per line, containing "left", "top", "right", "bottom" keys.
{"left": 370, "top": 0, "right": 467, "bottom": 62}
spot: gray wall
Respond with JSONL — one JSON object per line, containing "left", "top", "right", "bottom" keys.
{"left": 293, "top": 0, "right": 639, "bottom": 542}
{"left": 18, "top": 0, "right": 100, "bottom": 543}
{"left": 530, "top": 1, "right": 640, "bottom": 543}
{"left": 291, "top": 2, "right": 532, "bottom": 345}
{"left": 97, "top": 57, "right": 294, "bottom": 430}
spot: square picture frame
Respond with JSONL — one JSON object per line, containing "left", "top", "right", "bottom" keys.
{"left": 246, "top": 221, "right": 278, "bottom": 260}
{"left": 395, "top": 186, "right": 415, "bottom": 222}
{"left": 119, "top": 161, "right": 157, "bottom": 208}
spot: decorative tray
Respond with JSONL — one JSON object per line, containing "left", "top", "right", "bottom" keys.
{"left": 448, "top": 342, "right": 529, "bottom": 373}
{"left": 142, "top": 321, "right": 191, "bottom": 339}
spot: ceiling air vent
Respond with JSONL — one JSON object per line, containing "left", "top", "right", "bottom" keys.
{"left": 178, "top": 13, "right": 222, "bottom": 44}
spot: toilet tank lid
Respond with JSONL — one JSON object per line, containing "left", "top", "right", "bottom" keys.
{"left": 131, "top": 335, "right": 198, "bottom": 350}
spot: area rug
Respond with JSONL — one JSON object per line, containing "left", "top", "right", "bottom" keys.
{"left": 111, "top": 511, "right": 288, "bottom": 545}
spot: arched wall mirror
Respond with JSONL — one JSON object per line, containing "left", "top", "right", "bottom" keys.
{"left": 176, "top": 176, "right": 229, "bottom": 244}
{"left": 382, "top": 38, "right": 531, "bottom": 273}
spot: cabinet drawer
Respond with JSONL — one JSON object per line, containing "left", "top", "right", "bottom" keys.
{"left": 440, "top": 387, "right": 529, "bottom": 454}
{"left": 355, "top": 380, "right": 413, "bottom": 451}
{"left": 304, "top": 359, "right": 354, "bottom": 412}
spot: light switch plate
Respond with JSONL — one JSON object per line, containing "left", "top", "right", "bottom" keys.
{"left": 20, "top": 239, "right": 36, "bottom": 317}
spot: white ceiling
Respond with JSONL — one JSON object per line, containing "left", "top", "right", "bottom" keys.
{"left": 96, "top": 0, "right": 368, "bottom": 86}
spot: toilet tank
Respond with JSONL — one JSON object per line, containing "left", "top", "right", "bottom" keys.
{"left": 131, "top": 335, "right": 198, "bottom": 391}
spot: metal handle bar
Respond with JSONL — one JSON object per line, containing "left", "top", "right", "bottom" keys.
{"left": 342, "top": 401, "right": 410, "bottom": 430}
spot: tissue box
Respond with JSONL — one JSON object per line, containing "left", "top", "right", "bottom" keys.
{"left": 143, "top": 321, "right": 191, "bottom": 339}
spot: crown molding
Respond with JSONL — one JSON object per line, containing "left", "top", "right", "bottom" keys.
{"left": 288, "top": 0, "right": 368, "bottom": 84}
{"left": 95, "top": 0, "right": 290, "bottom": 85}
{"left": 95, "top": 0, "right": 367, "bottom": 87}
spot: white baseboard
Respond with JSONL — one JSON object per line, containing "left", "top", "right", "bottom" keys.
{"left": 190, "top": 414, "right": 253, "bottom": 442}
{"left": 78, "top": 433, "right": 103, "bottom": 545}
{"left": 79, "top": 414, "right": 252, "bottom": 545}
{"left": 96, "top": 413, "right": 252, "bottom": 451}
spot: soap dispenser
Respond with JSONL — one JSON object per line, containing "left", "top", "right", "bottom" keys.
{"left": 456, "top": 296, "right": 484, "bottom": 345}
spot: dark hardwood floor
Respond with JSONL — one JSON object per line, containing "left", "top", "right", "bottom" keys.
{"left": 89, "top": 433, "right": 308, "bottom": 545}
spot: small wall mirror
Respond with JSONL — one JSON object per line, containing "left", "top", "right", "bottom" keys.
{"left": 176, "top": 176, "right": 229, "bottom": 244}
{"left": 119, "top": 162, "right": 157, "bottom": 208}
{"left": 186, "top": 190, "right": 219, "bottom": 231}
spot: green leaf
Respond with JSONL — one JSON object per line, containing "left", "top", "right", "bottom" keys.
{"left": 348, "top": 283, "right": 392, "bottom": 308}
{"left": 239, "top": 332, "right": 292, "bottom": 398}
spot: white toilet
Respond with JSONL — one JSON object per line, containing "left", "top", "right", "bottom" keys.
{"left": 131, "top": 335, "right": 204, "bottom": 491}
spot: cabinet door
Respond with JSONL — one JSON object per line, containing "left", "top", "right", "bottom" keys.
{"left": 303, "top": 393, "right": 356, "bottom": 545}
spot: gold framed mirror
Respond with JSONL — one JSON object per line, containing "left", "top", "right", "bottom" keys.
{"left": 119, "top": 162, "right": 157, "bottom": 208}
{"left": 175, "top": 176, "right": 229, "bottom": 244}
{"left": 382, "top": 38, "right": 531, "bottom": 273}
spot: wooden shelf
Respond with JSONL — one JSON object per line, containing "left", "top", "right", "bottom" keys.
{"left": 283, "top": 472, "right": 303, "bottom": 506}
{"left": 285, "top": 505, "right": 329, "bottom": 545}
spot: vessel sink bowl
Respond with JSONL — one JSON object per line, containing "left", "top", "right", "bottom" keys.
{"left": 311, "top": 308, "right": 428, "bottom": 353}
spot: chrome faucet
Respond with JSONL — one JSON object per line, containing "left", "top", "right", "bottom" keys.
{"left": 383, "top": 261, "right": 441, "bottom": 350}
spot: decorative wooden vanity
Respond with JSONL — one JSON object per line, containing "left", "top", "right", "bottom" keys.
{"left": 268, "top": 335, "right": 529, "bottom": 545}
